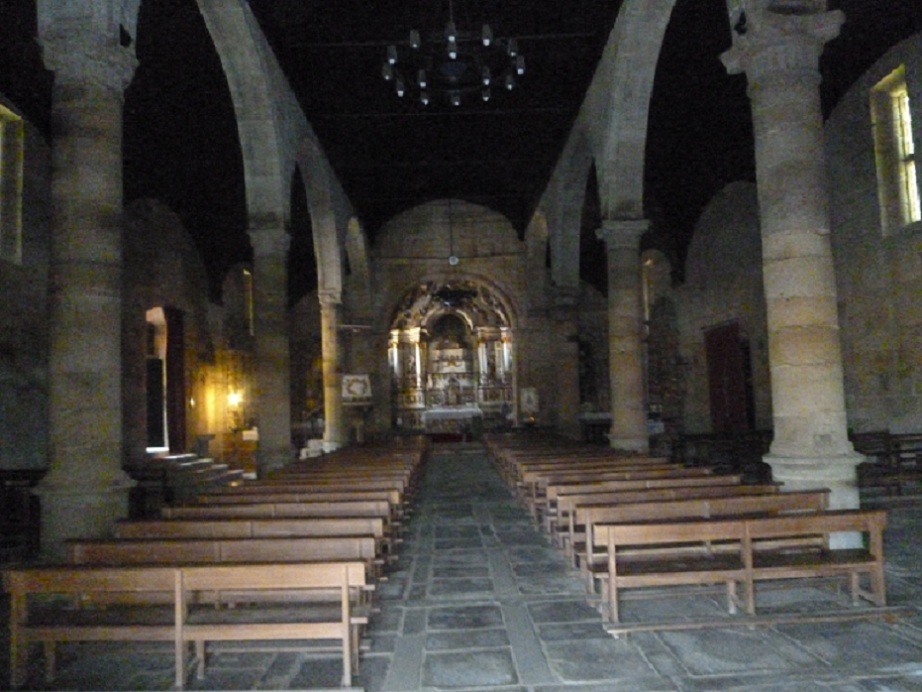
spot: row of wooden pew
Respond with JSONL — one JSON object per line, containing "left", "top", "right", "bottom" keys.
{"left": 485, "top": 433, "right": 888, "bottom": 634}
{"left": 2, "top": 438, "right": 427, "bottom": 690}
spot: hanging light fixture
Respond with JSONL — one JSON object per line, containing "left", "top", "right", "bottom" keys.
{"left": 381, "top": 0, "right": 525, "bottom": 107}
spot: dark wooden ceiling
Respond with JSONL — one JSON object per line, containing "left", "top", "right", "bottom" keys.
{"left": 1, "top": 0, "right": 920, "bottom": 298}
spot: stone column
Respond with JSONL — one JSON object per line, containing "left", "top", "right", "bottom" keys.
{"left": 320, "top": 290, "right": 346, "bottom": 451}
{"left": 249, "top": 227, "right": 292, "bottom": 476}
{"left": 35, "top": 23, "right": 138, "bottom": 558}
{"left": 552, "top": 288, "right": 582, "bottom": 439}
{"left": 597, "top": 220, "right": 649, "bottom": 453}
{"left": 722, "top": 5, "right": 863, "bottom": 521}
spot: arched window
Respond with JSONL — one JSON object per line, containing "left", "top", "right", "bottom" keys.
{"left": 871, "top": 65, "right": 920, "bottom": 233}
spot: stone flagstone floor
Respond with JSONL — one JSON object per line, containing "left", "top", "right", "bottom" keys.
{"left": 3, "top": 443, "right": 922, "bottom": 690}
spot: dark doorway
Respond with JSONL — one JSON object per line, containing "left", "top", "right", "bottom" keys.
{"left": 704, "top": 322, "right": 753, "bottom": 433}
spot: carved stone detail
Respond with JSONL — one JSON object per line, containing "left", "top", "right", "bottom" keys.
{"left": 248, "top": 228, "right": 290, "bottom": 257}
{"left": 41, "top": 37, "right": 137, "bottom": 95}
{"left": 597, "top": 219, "right": 648, "bottom": 252}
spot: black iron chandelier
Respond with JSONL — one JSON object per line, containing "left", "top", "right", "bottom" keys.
{"left": 381, "top": 0, "right": 525, "bottom": 107}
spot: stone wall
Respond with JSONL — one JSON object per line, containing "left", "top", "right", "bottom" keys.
{"left": 673, "top": 181, "right": 772, "bottom": 434}
{"left": 0, "top": 101, "right": 51, "bottom": 470}
{"left": 826, "top": 32, "right": 922, "bottom": 434}
{"left": 363, "top": 199, "right": 572, "bottom": 432}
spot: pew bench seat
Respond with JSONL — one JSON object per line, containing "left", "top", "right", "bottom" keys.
{"left": 2, "top": 562, "right": 369, "bottom": 690}
{"left": 592, "top": 509, "right": 887, "bottom": 627}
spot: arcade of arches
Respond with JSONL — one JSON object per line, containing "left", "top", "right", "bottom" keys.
{"left": 2, "top": 1, "right": 922, "bottom": 559}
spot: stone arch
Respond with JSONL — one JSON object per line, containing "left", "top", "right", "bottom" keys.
{"left": 344, "top": 216, "right": 373, "bottom": 320}
{"left": 544, "top": 128, "right": 595, "bottom": 292}
{"left": 295, "top": 136, "right": 343, "bottom": 299}
{"left": 579, "top": 0, "right": 678, "bottom": 219}
{"left": 195, "top": 0, "right": 287, "bottom": 230}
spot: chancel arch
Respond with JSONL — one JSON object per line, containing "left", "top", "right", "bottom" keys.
{"left": 387, "top": 278, "right": 517, "bottom": 435}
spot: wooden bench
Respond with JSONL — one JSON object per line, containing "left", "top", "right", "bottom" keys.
{"left": 3, "top": 561, "right": 368, "bottom": 689}
{"left": 520, "top": 466, "right": 713, "bottom": 520}
{"left": 594, "top": 509, "right": 887, "bottom": 627}
{"left": 163, "top": 498, "right": 394, "bottom": 523}
{"left": 852, "top": 430, "right": 922, "bottom": 495}
{"left": 554, "top": 483, "right": 779, "bottom": 551}
{"left": 114, "top": 516, "right": 394, "bottom": 557}
{"left": 67, "top": 535, "right": 383, "bottom": 577}
{"left": 542, "top": 473, "right": 745, "bottom": 532}
{"left": 575, "top": 490, "right": 829, "bottom": 583}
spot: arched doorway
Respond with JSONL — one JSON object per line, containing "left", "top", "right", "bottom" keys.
{"left": 388, "top": 279, "right": 515, "bottom": 436}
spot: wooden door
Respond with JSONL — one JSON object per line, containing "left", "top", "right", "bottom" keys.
{"left": 704, "top": 322, "right": 752, "bottom": 433}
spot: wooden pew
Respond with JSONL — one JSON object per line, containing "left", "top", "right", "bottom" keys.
{"left": 196, "top": 488, "right": 400, "bottom": 506}
{"left": 575, "top": 490, "right": 830, "bottom": 584}
{"left": 67, "top": 535, "right": 382, "bottom": 577}
{"left": 554, "top": 483, "right": 779, "bottom": 551}
{"left": 544, "top": 474, "right": 745, "bottom": 533}
{"left": 521, "top": 466, "right": 714, "bottom": 521}
{"left": 163, "top": 498, "right": 393, "bottom": 522}
{"left": 593, "top": 509, "right": 887, "bottom": 628}
{"left": 2, "top": 561, "right": 368, "bottom": 689}
{"left": 114, "top": 516, "right": 393, "bottom": 555}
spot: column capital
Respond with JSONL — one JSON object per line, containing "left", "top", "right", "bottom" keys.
{"left": 40, "top": 34, "right": 138, "bottom": 95}
{"left": 318, "top": 288, "right": 342, "bottom": 308}
{"left": 248, "top": 227, "right": 290, "bottom": 257}
{"left": 721, "top": 6, "right": 843, "bottom": 85}
{"left": 596, "top": 219, "right": 649, "bottom": 251}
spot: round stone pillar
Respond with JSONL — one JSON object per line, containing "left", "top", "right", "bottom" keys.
{"left": 552, "top": 288, "right": 582, "bottom": 440}
{"left": 35, "top": 27, "right": 138, "bottom": 558}
{"left": 249, "top": 227, "right": 293, "bottom": 476}
{"left": 597, "top": 220, "right": 649, "bottom": 453}
{"left": 320, "top": 290, "right": 346, "bottom": 451}
{"left": 722, "top": 6, "right": 863, "bottom": 524}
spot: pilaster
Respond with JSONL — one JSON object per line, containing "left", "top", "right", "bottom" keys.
{"left": 248, "top": 226, "right": 292, "bottom": 476}
{"left": 597, "top": 219, "right": 649, "bottom": 453}
{"left": 722, "top": 4, "right": 862, "bottom": 532}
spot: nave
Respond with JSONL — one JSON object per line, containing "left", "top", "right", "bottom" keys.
{"left": 3, "top": 444, "right": 922, "bottom": 690}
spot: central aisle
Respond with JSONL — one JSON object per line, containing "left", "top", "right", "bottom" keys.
{"left": 362, "top": 444, "right": 662, "bottom": 691}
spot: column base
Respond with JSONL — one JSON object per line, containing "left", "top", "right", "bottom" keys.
{"left": 763, "top": 451, "right": 864, "bottom": 548}
{"left": 322, "top": 439, "right": 344, "bottom": 454}
{"left": 34, "top": 479, "right": 133, "bottom": 561}
{"left": 608, "top": 433, "right": 650, "bottom": 454}
{"left": 256, "top": 445, "right": 293, "bottom": 478}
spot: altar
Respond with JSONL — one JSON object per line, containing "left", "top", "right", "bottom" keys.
{"left": 421, "top": 406, "right": 483, "bottom": 437}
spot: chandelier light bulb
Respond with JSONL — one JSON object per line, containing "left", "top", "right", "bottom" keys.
{"left": 379, "top": 10, "right": 524, "bottom": 107}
